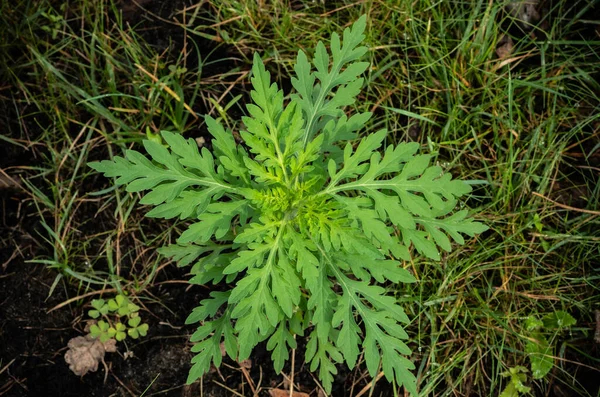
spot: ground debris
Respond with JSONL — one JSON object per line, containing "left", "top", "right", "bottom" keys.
{"left": 505, "top": 0, "right": 540, "bottom": 29}
{"left": 0, "top": 173, "right": 21, "bottom": 190}
{"left": 239, "top": 358, "right": 252, "bottom": 369}
{"left": 268, "top": 389, "right": 310, "bottom": 397}
{"left": 496, "top": 35, "right": 514, "bottom": 59}
{"left": 64, "top": 335, "right": 116, "bottom": 376}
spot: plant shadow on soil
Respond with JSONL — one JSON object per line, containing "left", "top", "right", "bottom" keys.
{"left": 0, "top": 1, "right": 388, "bottom": 396}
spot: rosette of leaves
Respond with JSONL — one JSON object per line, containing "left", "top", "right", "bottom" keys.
{"left": 89, "top": 16, "right": 487, "bottom": 395}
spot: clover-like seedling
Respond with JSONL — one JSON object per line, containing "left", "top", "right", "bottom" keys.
{"left": 90, "top": 16, "right": 487, "bottom": 395}
{"left": 108, "top": 294, "right": 139, "bottom": 316}
{"left": 87, "top": 294, "right": 148, "bottom": 344}
{"left": 90, "top": 320, "right": 111, "bottom": 343}
{"left": 88, "top": 299, "right": 110, "bottom": 319}
{"left": 108, "top": 322, "right": 127, "bottom": 342}
{"left": 127, "top": 314, "right": 149, "bottom": 339}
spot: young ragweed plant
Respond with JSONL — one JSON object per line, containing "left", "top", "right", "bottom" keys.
{"left": 90, "top": 16, "right": 487, "bottom": 394}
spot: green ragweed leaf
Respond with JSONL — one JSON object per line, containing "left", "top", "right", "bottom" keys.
{"left": 178, "top": 200, "right": 249, "bottom": 244}
{"left": 187, "top": 308, "right": 236, "bottom": 384}
{"left": 267, "top": 320, "right": 298, "bottom": 374}
{"left": 292, "top": 15, "right": 368, "bottom": 145}
{"left": 89, "top": 131, "right": 239, "bottom": 221}
{"left": 324, "top": 248, "right": 417, "bottom": 394}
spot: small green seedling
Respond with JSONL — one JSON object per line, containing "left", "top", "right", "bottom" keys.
{"left": 107, "top": 294, "right": 139, "bottom": 317}
{"left": 87, "top": 294, "right": 148, "bottom": 343}
{"left": 525, "top": 310, "right": 576, "bottom": 379}
{"left": 90, "top": 320, "right": 111, "bottom": 343}
{"left": 40, "top": 9, "right": 64, "bottom": 40}
{"left": 88, "top": 299, "right": 110, "bottom": 318}
{"left": 168, "top": 64, "right": 188, "bottom": 78}
{"left": 127, "top": 314, "right": 149, "bottom": 339}
{"left": 500, "top": 311, "right": 576, "bottom": 397}
{"left": 500, "top": 366, "right": 531, "bottom": 397}
{"left": 108, "top": 322, "right": 127, "bottom": 342}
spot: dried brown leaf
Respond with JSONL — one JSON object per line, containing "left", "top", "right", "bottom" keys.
{"left": 496, "top": 35, "right": 514, "bottom": 59}
{"left": 64, "top": 335, "right": 116, "bottom": 376}
{"left": 0, "top": 173, "right": 20, "bottom": 190}
{"left": 239, "top": 358, "right": 252, "bottom": 369}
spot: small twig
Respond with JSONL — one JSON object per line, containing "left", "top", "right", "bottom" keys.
{"left": 493, "top": 49, "right": 537, "bottom": 71}
{"left": 102, "top": 358, "right": 110, "bottom": 384}
{"left": 369, "top": 88, "right": 397, "bottom": 113}
{"left": 0, "top": 359, "right": 15, "bottom": 376}
{"left": 576, "top": 165, "right": 600, "bottom": 173}
{"left": 47, "top": 288, "right": 117, "bottom": 313}
{"left": 240, "top": 363, "right": 257, "bottom": 396}
{"left": 319, "top": 0, "right": 366, "bottom": 17}
{"left": 529, "top": 232, "right": 600, "bottom": 241}
{"left": 492, "top": 287, "right": 559, "bottom": 301}
{"left": 307, "top": 371, "right": 327, "bottom": 396}
{"left": 354, "top": 371, "right": 385, "bottom": 397}
{"left": 289, "top": 335, "right": 296, "bottom": 397}
{"left": 157, "top": 321, "right": 183, "bottom": 330}
{"left": 1, "top": 249, "right": 19, "bottom": 270}
{"left": 0, "top": 169, "right": 22, "bottom": 190}
{"left": 212, "top": 380, "right": 246, "bottom": 397}
{"left": 257, "top": 366, "right": 263, "bottom": 394}
{"left": 111, "top": 373, "right": 137, "bottom": 397}
{"left": 206, "top": 71, "right": 249, "bottom": 118}
{"left": 532, "top": 191, "right": 600, "bottom": 215}
{"left": 208, "top": 15, "right": 243, "bottom": 28}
